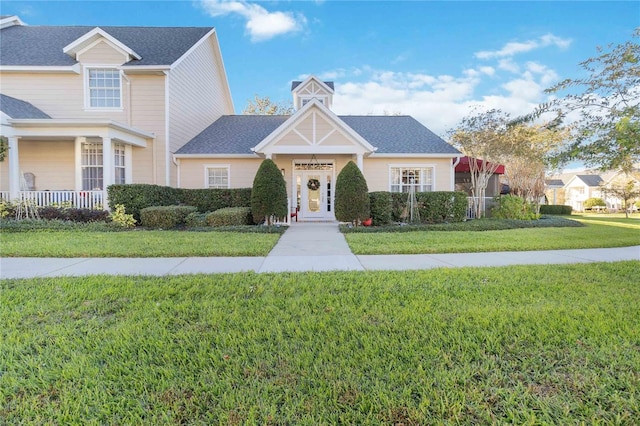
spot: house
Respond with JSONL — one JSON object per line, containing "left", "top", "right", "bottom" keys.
{"left": 563, "top": 175, "right": 604, "bottom": 212}
{"left": 1, "top": 16, "right": 462, "bottom": 221}
{"left": 0, "top": 15, "right": 233, "bottom": 208}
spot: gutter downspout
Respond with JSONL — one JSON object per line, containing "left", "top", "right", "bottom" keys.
{"left": 452, "top": 156, "right": 461, "bottom": 190}
{"left": 120, "top": 71, "right": 132, "bottom": 126}
{"left": 163, "top": 70, "right": 171, "bottom": 186}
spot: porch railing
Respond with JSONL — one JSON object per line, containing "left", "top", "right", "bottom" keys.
{"left": 1, "top": 191, "right": 104, "bottom": 210}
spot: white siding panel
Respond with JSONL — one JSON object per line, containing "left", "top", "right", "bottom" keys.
{"left": 169, "top": 35, "right": 233, "bottom": 159}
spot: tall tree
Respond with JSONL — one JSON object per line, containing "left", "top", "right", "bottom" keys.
{"left": 243, "top": 95, "right": 294, "bottom": 115}
{"left": 527, "top": 30, "right": 640, "bottom": 171}
{"left": 449, "top": 109, "right": 510, "bottom": 219}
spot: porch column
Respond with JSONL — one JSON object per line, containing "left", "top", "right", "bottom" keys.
{"left": 356, "top": 153, "right": 364, "bottom": 171}
{"left": 8, "top": 137, "right": 20, "bottom": 200}
{"left": 74, "top": 137, "right": 86, "bottom": 190}
{"left": 102, "top": 137, "right": 113, "bottom": 209}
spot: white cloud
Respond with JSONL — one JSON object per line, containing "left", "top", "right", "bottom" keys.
{"left": 199, "top": 0, "right": 305, "bottom": 41}
{"left": 475, "top": 33, "right": 572, "bottom": 59}
{"left": 498, "top": 58, "right": 520, "bottom": 73}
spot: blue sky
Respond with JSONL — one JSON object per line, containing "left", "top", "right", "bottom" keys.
{"left": 3, "top": 0, "right": 639, "bottom": 140}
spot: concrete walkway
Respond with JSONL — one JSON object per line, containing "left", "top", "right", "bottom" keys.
{"left": 1, "top": 222, "right": 638, "bottom": 278}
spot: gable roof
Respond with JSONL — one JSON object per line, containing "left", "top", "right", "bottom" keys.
{"left": 176, "top": 114, "right": 460, "bottom": 156}
{"left": 0, "top": 24, "right": 213, "bottom": 66}
{"left": 0, "top": 94, "right": 51, "bottom": 119}
{"left": 575, "top": 174, "right": 604, "bottom": 187}
{"left": 291, "top": 80, "right": 334, "bottom": 91}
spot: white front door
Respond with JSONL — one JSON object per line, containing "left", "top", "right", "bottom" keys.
{"left": 299, "top": 170, "right": 334, "bottom": 220}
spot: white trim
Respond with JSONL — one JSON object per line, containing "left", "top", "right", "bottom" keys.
{"left": 0, "top": 15, "right": 25, "bottom": 29}
{"left": 0, "top": 65, "right": 81, "bottom": 74}
{"left": 63, "top": 27, "right": 141, "bottom": 61}
{"left": 174, "top": 153, "right": 258, "bottom": 159}
{"left": 292, "top": 75, "right": 334, "bottom": 94}
{"left": 120, "top": 65, "right": 171, "bottom": 72}
{"left": 83, "top": 66, "right": 124, "bottom": 111}
{"left": 124, "top": 144, "right": 133, "bottom": 184}
{"left": 370, "top": 153, "right": 462, "bottom": 158}
{"left": 204, "top": 164, "right": 231, "bottom": 189}
{"left": 252, "top": 99, "right": 376, "bottom": 155}
{"left": 388, "top": 164, "right": 437, "bottom": 192}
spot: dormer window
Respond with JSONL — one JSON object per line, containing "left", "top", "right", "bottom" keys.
{"left": 301, "top": 97, "right": 325, "bottom": 107}
{"left": 86, "top": 68, "right": 121, "bottom": 109}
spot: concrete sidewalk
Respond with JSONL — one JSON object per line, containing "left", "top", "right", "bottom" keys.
{"left": 1, "top": 222, "right": 638, "bottom": 278}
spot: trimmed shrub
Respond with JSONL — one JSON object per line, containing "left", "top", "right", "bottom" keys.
{"left": 185, "top": 212, "right": 208, "bottom": 228}
{"left": 108, "top": 184, "right": 181, "bottom": 221}
{"left": 335, "top": 161, "right": 370, "bottom": 224}
{"left": 416, "top": 191, "right": 468, "bottom": 223}
{"left": 369, "top": 192, "right": 392, "bottom": 225}
{"left": 251, "top": 159, "right": 288, "bottom": 225}
{"left": 206, "top": 207, "right": 253, "bottom": 227}
{"left": 37, "top": 206, "right": 110, "bottom": 223}
{"left": 492, "top": 195, "right": 538, "bottom": 220}
{"left": 140, "top": 205, "right": 197, "bottom": 229}
{"left": 180, "top": 188, "right": 252, "bottom": 213}
{"left": 540, "top": 204, "right": 573, "bottom": 215}
{"left": 584, "top": 197, "right": 606, "bottom": 210}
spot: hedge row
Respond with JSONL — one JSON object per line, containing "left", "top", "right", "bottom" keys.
{"left": 370, "top": 191, "right": 467, "bottom": 225}
{"left": 38, "top": 206, "right": 110, "bottom": 223}
{"left": 206, "top": 207, "right": 253, "bottom": 227}
{"left": 539, "top": 204, "right": 573, "bottom": 215}
{"left": 140, "top": 206, "right": 198, "bottom": 229}
{"left": 108, "top": 184, "right": 251, "bottom": 220}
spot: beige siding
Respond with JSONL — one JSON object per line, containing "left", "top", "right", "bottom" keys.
{"left": 363, "top": 157, "right": 454, "bottom": 192}
{"left": 178, "top": 158, "right": 261, "bottom": 189}
{"left": 77, "top": 40, "right": 128, "bottom": 65}
{"left": 8, "top": 140, "right": 76, "bottom": 190}
{"left": 169, "top": 33, "right": 234, "bottom": 186}
{"left": 0, "top": 72, "right": 127, "bottom": 122}
{"left": 129, "top": 74, "right": 166, "bottom": 184}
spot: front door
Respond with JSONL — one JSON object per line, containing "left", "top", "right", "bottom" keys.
{"left": 299, "top": 170, "right": 334, "bottom": 220}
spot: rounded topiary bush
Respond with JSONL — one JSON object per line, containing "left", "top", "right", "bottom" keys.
{"left": 206, "top": 207, "right": 253, "bottom": 226}
{"left": 335, "top": 161, "right": 370, "bottom": 225}
{"left": 251, "top": 159, "right": 288, "bottom": 225}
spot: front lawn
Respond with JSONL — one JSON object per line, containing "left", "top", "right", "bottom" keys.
{"left": 0, "top": 230, "right": 281, "bottom": 257}
{"left": 345, "top": 216, "right": 640, "bottom": 255}
{"left": 2, "top": 262, "right": 638, "bottom": 424}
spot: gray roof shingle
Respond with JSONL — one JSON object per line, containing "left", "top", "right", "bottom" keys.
{"left": 176, "top": 114, "right": 460, "bottom": 156}
{"left": 0, "top": 94, "right": 51, "bottom": 119}
{"left": 0, "top": 25, "right": 212, "bottom": 66}
{"left": 291, "top": 81, "right": 335, "bottom": 91}
{"left": 576, "top": 175, "right": 603, "bottom": 187}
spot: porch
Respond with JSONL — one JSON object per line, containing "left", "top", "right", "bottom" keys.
{"left": 0, "top": 190, "right": 104, "bottom": 209}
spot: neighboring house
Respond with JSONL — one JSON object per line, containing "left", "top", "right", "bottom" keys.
{"left": 0, "top": 15, "right": 233, "bottom": 207}
{"left": 563, "top": 175, "right": 604, "bottom": 212}
{"left": 1, "top": 16, "right": 462, "bottom": 221}
{"left": 544, "top": 179, "right": 565, "bottom": 205}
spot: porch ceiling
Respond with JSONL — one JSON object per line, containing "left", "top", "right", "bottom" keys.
{"left": 7, "top": 118, "right": 153, "bottom": 147}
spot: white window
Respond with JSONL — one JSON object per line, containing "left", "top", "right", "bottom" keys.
{"left": 81, "top": 143, "right": 103, "bottom": 190}
{"left": 114, "top": 143, "right": 126, "bottom": 184}
{"left": 206, "top": 166, "right": 230, "bottom": 189}
{"left": 86, "top": 68, "right": 121, "bottom": 108}
{"left": 390, "top": 166, "right": 434, "bottom": 193}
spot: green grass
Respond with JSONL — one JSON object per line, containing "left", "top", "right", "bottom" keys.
{"left": 0, "top": 230, "right": 280, "bottom": 257}
{"left": 2, "top": 262, "right": 639, "bottom": 424}
{"left": 346, "top": 216, "right": 640, "bottom": 255}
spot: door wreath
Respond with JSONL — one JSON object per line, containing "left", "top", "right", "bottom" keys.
{"left": 307, "top": 178, "right": 321, "bottom": 191}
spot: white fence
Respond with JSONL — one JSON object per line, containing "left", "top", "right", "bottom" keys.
{"left": 0, "top": 191, "right": 104, "bottom": 210}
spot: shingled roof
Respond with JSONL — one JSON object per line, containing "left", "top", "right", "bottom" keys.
{"left": 575, "top": 175, "right": 604, "bottom": 187}
{"left": 0, "top": 24, "right": 213, "bottom": 66}
{"left": 0, "top": 94, "right": 51, "bottom": 119}
{"left": 291, "top": 81, "right": 335, "bottom": 91}
{"left": 176, "top": 115, "right": 460, "bottom": 156}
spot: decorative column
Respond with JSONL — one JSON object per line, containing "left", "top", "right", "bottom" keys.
{"left": 8, "top": 137, "right": 20, "bottom": 200}
{"left": 356, "top": 153, "right": 364, "bottom": 171}
{"left": 102, "top": 137, "right": 113, "bottom": 209}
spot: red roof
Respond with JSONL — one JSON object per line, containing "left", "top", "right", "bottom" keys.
{"left": 455, "top": 156, "right": 505, "bottom": 174}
